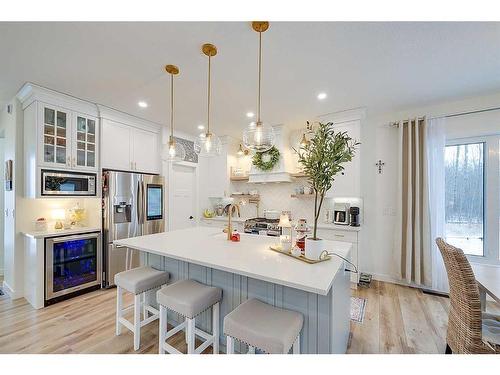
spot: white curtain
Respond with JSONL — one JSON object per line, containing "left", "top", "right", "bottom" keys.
{"left": 426, "top": 117, "right": 448, "bottom": 292}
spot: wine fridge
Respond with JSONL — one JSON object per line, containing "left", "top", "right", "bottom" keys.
{"left": 45, "top": 231, "right": 102, "bottom": 305}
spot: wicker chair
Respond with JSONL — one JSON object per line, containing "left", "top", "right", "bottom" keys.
{"left": 436, "top": 238, "right": 500, "bottom": 354}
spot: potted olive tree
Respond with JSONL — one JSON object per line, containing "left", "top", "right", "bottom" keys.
{"left": 296, "top": 122, "right": 358, "bottom": 260}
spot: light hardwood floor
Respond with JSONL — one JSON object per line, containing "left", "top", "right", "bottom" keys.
{"left": 0, "top": 281, "right": 497, "bottom": 354}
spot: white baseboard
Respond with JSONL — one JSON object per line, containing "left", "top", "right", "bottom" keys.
{"left": 2, "top": 280, "right": 23, "bottom": 299}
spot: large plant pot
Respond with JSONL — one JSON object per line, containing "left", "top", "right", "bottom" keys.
{"left": 305, "top": 237, "right": 324, "bottom": 260}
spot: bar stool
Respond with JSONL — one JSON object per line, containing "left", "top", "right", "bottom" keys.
{"left": 224, "top": 298, "right": 303, "bottom": 354}
{"left": 115, "top": 266, "right": 169, "bottom": 351}
{"left": 157, "top": 279, "right": 222, "bottom": 354}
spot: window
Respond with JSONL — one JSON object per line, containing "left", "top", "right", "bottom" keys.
{"left": 445, "top": 142, "right": 484, "bottom": 256}
{"left": 445, "top": 136, "right": 500, "bottom": 265}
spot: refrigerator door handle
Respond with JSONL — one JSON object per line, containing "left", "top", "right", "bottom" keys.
{"left": 137, "top": 180, "right": 145, "bottom": 224}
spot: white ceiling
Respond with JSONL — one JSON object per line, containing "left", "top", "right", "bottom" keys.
{"left": 1, "top": 22, "right": 500, "bottom": 137}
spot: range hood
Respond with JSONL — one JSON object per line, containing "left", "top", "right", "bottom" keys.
{"left": 248, "top": 124, "right": 292, "bottom": 183}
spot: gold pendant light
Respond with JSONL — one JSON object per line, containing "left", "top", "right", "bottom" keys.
{"left": 243, "top": 21, "right": 275, "bottom": 152}
{"left": 164, "top": 64, "right": 186, "bottom": 162}
{"left": 194, "top": 43, "right": 221, "bottom": 157}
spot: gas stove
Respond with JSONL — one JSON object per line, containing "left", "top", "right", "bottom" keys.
{"left": 244, "top": 217, "right": 282, "bottom": 237}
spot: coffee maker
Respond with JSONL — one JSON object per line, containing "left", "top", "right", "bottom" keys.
{"left": 349, "top": 206, "right": 360, "bottom": 227}
{"left": 333, "top": 203, "right": 350, "bottom": 225}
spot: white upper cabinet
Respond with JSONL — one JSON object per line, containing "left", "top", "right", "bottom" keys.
{"left": 99, "top": 108, "right": 161, "bottom": 174}
{"left": 39, "top": 104, "right": 99, "bottom": 170}
{"left": 131, "top": 127, "right": 159, "bottom": 174}
{"left": 73, "top": 113, "right": 98, "bottom": 170}
{"left": 325, "top": 120, "right": 360, "bottom": 198}
{"left": 24, "top": 91, "right": 99, "bottom": 172}
{"left": 101, "top": 119, "right": 132, "bottom": 171}
{"left": 315, "top": 108, "right": 364, "bottom": 199}
{"left": 39, "top": 104, "right": 71, "bottom": 168}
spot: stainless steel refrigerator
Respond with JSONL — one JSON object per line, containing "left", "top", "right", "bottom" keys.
{"left": 102, "top": 170, "right": 165, "bottom": 287}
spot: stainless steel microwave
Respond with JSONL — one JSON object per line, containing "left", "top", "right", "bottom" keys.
{"left": 41, "top": 170, "right": 97, "bottom": 196}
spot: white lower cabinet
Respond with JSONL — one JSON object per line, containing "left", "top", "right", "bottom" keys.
{"left": 317, "top": 227, "right": 360, "bottom": 286}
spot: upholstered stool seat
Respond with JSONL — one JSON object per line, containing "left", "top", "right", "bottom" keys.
{"left": 224, "top": 298, "right": 303, "bottom": 354}
{"left": 157, "top": 279, "right": 222, "bottom": 354}
{"left": 115, "top": 266, "right": 169, "bottom": 294}
{"left": 114, "top": 266, "right": 169, "bottom": 351}
{"left": 157, "top": 279, "right": 222, "bottom": 318}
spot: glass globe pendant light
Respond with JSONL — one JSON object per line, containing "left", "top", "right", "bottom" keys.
{"left": 164, "top": 64, "right": 186, "bottom": 162}
{"left": 243, "top": 21, "right": 275, "bottom": 152}
{"left": 194, "top": 43, "right": 221, "bottom": 157}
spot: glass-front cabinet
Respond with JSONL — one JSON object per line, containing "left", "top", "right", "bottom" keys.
{"left": 74, "top": 114, "right": 97, "bottom": 169}
{"left": 42, "top": 105, "right": 70, "bottom": 167}
{"left": 38, "top": 103, "right": 98, "bottom": 171}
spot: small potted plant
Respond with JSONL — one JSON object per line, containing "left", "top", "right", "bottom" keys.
{"left": 295, "top": 122, "right": 358, "bottom": 259}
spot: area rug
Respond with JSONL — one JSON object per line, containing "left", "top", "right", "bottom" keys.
{"left": 350, "top": 297, "right": 366, "bottom": 323}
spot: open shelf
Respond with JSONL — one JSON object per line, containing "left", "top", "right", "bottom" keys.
{"left": 230, "top": 176, "right": 249, "bottom": 182}
{"left": 231, "top": 194, "right": 260, "bottom": 200}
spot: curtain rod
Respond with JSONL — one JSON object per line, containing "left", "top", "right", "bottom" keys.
{"left": 390, "top": 105, "right": 500, "bottom": 127}
{"left": 429, "top": 105, "right": 500, "bottom": 120}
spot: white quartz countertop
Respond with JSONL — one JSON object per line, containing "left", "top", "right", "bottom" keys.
{"left": 114, "top": 226, "right": 351, "bottom": 295}
{"left": 23, "top": 226, "right": 101, "bottom": 239}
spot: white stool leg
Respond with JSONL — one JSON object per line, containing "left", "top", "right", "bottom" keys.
{"left": 212, "top": 302, "right": 219, "bottom": 354}
{"left": 292, "top": 335, "right": 300, "bottom": 354}
{"left": 187, "top": 318, "right": 195, "bottom": 354}
{"left": 226, "top": 336, "right": 234, "bottom": 354}
{"left": 133, "top": 293, "right": 141, "bottom": 351}
{"left": 115, "top": 286, "right": 122, "bottom": 336}
{"left": 142, "top": 291, "right": 147, "bottom": 320}
{"left": 158, "top": 304, "right": 167, "bottom": 354}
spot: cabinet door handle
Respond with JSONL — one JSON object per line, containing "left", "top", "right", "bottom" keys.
{"left": 67, "top": 156, "right": 71, "bottom": 166}
{"left": 130, "top": 161, "right": 134, "bottom": 170}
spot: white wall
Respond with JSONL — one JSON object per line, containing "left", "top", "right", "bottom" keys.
{"left": 359, "top": 91, "right": 500, "bottom": 282}
{"left": 0, "top": 138, "right": 4, "bottom": 276}
{"left": 0, "top": 99, "right": 24, "bottom": 297}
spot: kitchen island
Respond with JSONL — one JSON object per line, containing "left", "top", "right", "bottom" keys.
{"left": 114, "top": 226, "right": 352, "bottom": 354}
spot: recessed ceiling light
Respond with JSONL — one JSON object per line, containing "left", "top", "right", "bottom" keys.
{"left": 138, "top": 101, "right": 148, "bottom": 108}
{"left": 246, "top": 112, "right": 255, "bottom": 118}
{"left": 197, "top": 124, "right": 205, "bottom": 130}
{"left": 317, "top": 93, "right": 327, "bottom": 100}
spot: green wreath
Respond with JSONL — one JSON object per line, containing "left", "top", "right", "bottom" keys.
{"left": 252, "top": 146, "right": 280, "bottom": 171}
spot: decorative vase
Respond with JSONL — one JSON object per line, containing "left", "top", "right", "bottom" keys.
{"left": 305, "top": 237, "right": 324, "bottom": 260}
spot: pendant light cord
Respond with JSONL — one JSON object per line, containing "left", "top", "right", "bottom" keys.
{"left": 170, "top": 72, "right": 174, "bottom": 140}
{"left": 207, "top": 54, "right": 211, "bottom": 134}
{"left": 257, "top": 30, "right": 262, "bottom": 124}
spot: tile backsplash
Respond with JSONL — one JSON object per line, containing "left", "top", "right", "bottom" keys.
{"left": 230, "top": 180, "right": 335, "bottom": 223}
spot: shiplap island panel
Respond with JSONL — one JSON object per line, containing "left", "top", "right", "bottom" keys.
{"left": 115, "top": 227, "right": 352, "bottom": 354}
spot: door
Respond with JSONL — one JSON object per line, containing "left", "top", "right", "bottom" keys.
{"left": 142, "top": 174, "right": 165, "bottom": 235}
{"left": 72, "top": 113, "right": 98, "bottom": 171}
{"left": 101, "top": 119, "right": 132, "bottom": 171}
{"left": 103, "top": 171, "right": 141, "bottom": 286}
{"left": 132, "top": 128, "right": 159, "bottom": 174}
{"left": 170, "top": 164, "right": 197, "bottom": 230}
{"left": 40, "top": 104, "right": 71, "bottom": 168}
